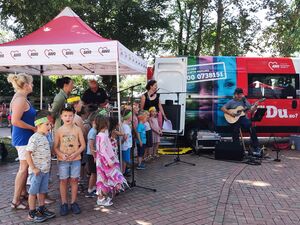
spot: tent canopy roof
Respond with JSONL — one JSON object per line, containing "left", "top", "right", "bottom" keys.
{"left": 0, "top": 7, "right": 147, "bottom": 75}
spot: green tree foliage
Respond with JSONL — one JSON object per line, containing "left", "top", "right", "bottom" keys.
{"left": 0, "top": 0, "right": 169, "bottom": 53}
{"left": 0, "top": 74, "right": 56, "bottom": 97}
{"left": 163, "top": 0, "right": 262, "bottom": 56}
{"left": 260, "top": 0, "right": 300, "bottom": 56}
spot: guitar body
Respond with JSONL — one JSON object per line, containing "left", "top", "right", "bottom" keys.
{"left": 224, "top": 106, "right": 246, "bottom": 124}
{"left": 224, "top": 98, "right": 266, "bottom": 124}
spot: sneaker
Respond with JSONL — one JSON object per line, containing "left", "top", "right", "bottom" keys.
{"left": 28, "top": 210, "right": 47, "bottom": 223}
{"left": 96, "top": 197, "right": 113, "bottom": 206}
{"left": 123, "top": 171, "right": 131, "bottom": 177}
{"left": 136, "top": 164, "right": 145, "bottom": 170}
{"left": 85, "top": 191, "right": 97, "bottom": 198}
{"left": 70, "top": 202, "right": 81, "bottom": 214}
{"left": 37, "top": 206, "right": 56, "bottom": 219}
{"left": 60, "top": 203, "right": 69, "bottom": 216}
{"left": 252, "top": 148, "right": 262, "bottom": 157}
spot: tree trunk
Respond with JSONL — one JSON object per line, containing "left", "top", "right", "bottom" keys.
{"left": 195, "top": 7, "right": 204, "bottom": 55}
{"left": 184, "top": 6, "right": 194, "bottom": 55}
{"left": 214, "top": 0, "right": 224, "bottom": 56}
{"left": 177, "top": 0, "right": 184, "bottom": 55}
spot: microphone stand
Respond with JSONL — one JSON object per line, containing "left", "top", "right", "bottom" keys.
{"left": 118, "top": 84, "right": 156, "bottom": 192}
{"left": 158, "top": 91, "right": 196, "bottom": 167}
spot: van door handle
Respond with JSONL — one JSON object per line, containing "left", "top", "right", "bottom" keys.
{"left": 292, "top": 100, "right": 297, "bottom": 109}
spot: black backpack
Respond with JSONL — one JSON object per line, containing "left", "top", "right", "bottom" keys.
{"left": 0, "top": 142, "right": 8, "bottom": 161}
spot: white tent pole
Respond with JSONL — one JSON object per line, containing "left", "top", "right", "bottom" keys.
{"left": 40, "top": 66, "right": 43, "bottom": 110}
{"left": 116, "top": 60, "right": 123, "bottom": 168}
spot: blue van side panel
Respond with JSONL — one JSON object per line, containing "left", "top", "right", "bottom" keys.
{"left": 186, "top": 56, "right": 237, "bottom": 130}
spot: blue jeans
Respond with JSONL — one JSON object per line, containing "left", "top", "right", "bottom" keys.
{"left": 58, "top": 160, "right": 81, "bottom": 180}
{"left": 232, "top": 116, "right": 259, "bottom": 148}
{"left": 28, "top": 172, "right": 49, "bottom": 195}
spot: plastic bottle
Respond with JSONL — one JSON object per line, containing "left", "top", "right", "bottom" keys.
{"left": 291, "top": 141, "right": 296, "bottom": 150}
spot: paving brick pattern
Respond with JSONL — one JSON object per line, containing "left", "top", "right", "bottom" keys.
{"left": 0, "top": 150, "right": 300, "bottom": 225}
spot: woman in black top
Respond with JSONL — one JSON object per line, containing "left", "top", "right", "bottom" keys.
{"left": 140, "top": 80, "right": 167, "bottom": 127}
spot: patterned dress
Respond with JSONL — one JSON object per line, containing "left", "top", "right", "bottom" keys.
{"left": 149, "top": 116, "right": 161, "bottom": 144}
{"left": 95, "top": 131, "right": 128, "bottom": 195}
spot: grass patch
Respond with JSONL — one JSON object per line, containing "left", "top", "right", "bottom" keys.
{"left": 0, "top": 137, "right": 17, "bottom": 163}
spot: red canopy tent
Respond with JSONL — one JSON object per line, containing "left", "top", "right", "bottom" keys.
{"left": 0, "top": 7, "right": 147, "bottom": 127}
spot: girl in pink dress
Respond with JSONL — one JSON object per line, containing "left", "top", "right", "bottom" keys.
{"left": 95, "top": 116, "right": 128, "bottom": 207}
{"left": 148, "top": 107, "right": 162, "bottom": 158}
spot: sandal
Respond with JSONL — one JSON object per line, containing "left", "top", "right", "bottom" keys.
{"left": 20, "top": 194, "right": 29, "bottom": 201}
{"left": 10, "top": 201, "right": 28, "bottom": 210}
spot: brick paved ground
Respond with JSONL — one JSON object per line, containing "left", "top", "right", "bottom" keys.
{"left": 0, "top": 150, "right": 300, "bottom": 225}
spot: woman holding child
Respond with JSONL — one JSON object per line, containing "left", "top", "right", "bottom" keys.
{"left": 140, "top": 80, "right": 167, "bottom": 128}
{"left": 7, "top": 73, "right": 36, "bottom": 210}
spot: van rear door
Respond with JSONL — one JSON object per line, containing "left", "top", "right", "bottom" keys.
{"left": 154, "top": 57, "right": 187, "bottom": 135}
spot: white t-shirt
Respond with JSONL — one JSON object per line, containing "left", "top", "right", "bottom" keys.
{"left": 144, "top": 121, "right": 151, "bottom": 131}
{"left": 121, "top": 123, "right": 132, "bottom": 151}
{"left": 26, "top": 132, "right": 51, "bottom": 174}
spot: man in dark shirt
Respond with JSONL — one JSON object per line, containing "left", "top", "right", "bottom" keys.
{"left": 221, "top": 88, "right": 261, "bottom": 157}
{"left": 81, "top": 79, "right": 109, "bottom": 108}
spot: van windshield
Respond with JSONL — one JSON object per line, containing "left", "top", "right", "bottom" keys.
{"left": 248, "top": 74, "right": 299, "bottom": 99}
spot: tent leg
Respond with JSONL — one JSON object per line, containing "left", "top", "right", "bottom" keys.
{"left": 40, "top": 73, "right": 43, "bottom": 110}
{"left": 116, "top": 61, "right": 122, "bottom": 169}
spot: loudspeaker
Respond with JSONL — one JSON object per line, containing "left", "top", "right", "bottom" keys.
{"left": 214, "top": 142, "right": 244, "bottom": 161}
{"left": 162, "top": 104, "right": 180, "bottom": 130}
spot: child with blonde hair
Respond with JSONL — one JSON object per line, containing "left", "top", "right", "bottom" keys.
{"left": 136, "top": 111, "right": 147, "bottom": 169}
{"left": 148, "top": 107, "right": 162, "bottom": 158}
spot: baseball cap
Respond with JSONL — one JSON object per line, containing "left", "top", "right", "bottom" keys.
{"left": 234, "top": 88, "right": 244, "bottom": 95}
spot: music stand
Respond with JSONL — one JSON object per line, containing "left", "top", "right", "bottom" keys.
{"left": 161, "top": 92, "right": 196, "bottom": 167}
{"left": 251, "top": 108, "right": 267, "bottom": 123}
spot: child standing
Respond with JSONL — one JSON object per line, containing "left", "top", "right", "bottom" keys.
{"left": 144, "top": 111, "right": 153, "bottom": 160}
{"left": 54, "top": 106, "right": 86, "bottom": 216}
{"left": 95, "top": 116, "right": 128, "bottom": 206}
{"left": 121, "top": 110, "right": 132, "bottom": 174}
{"left": 136, "top": 111, "right": 147, "bottom": 169}
{"left": 85, "top": 112, "right": 98, "bottom": 198}
{"left": 148, "top": 107, "right": 162, "bottom": 158}
{"left": 26, "top": 111, "right": 55, "bottom": 222}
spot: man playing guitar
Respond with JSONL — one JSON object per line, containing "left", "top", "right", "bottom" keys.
{"left": 221, "top": 88, "right": 262, "bottom": 157}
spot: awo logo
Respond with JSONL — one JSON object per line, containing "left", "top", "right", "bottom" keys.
{"left": 10, "top": 50, "right": 21, "bottom": 60}
{"left": 268, "top": 62, "right": 279, "bottom": 71}
{"left": 27, "top": 49, "right": 38, "bottom": 58}
{"left": 98, "top": 47, "right": 110, "bottom": 56}
{"left": 44, "top": 49, "right": 56, "bottom": 58}
{"left": 80, "top": 48, "right": 92, "bottom": 57}
{"left": 62, "top": 49, "right": 74, "bottom": 58}
{"left": 268, "top": 61, "right": 290, "bottom": 71}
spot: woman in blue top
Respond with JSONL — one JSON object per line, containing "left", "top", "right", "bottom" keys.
{"left": 7, "top": 73, "right": 36, "bottom": 210}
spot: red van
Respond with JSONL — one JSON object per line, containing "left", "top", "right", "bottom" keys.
{"left": 150, "top": 56, "right": 300, "bottom": 138}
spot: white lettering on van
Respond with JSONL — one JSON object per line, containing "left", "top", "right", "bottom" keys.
{"left": 265, "top": 105, "right": 288, "bottom": 118}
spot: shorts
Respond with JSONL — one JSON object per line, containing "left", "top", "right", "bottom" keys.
{"left": 146, "top": 130, "right": 153, "bottom": 147}
{"left": 28, "top": 172, "right": 49, "bottom": 195}
{"left": 58, "top": 160, "right": 81, "bottom": 180}
{"left": 137, "top": 144, "right": 146, "bottom": 157}
{"left": 87, "top": 155, "right": 96, "bottom": 174}
{"left": 122, "top": 148, "right": 131, "bottom": 163}
{"left": 16, "top": 146, "right": 27, "bottom": 161}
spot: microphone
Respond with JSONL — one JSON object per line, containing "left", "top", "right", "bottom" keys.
{"left": 150, "top": 88, "right": 160, "bottom": 97}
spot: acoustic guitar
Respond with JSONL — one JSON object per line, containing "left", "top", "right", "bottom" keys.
{"left": 224, "top": 98, "right": 266, "bottom": 124}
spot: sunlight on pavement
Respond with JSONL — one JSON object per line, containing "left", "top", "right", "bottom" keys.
{"left": 235, "top": 179, "right": 271, "bottom": 187}
{"left": 135, "top": 220, "right": 152, "bottom": 225}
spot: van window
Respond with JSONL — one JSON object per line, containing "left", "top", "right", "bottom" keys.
{"left": 248, "top": 74, "right": 298, "bottom": 99}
